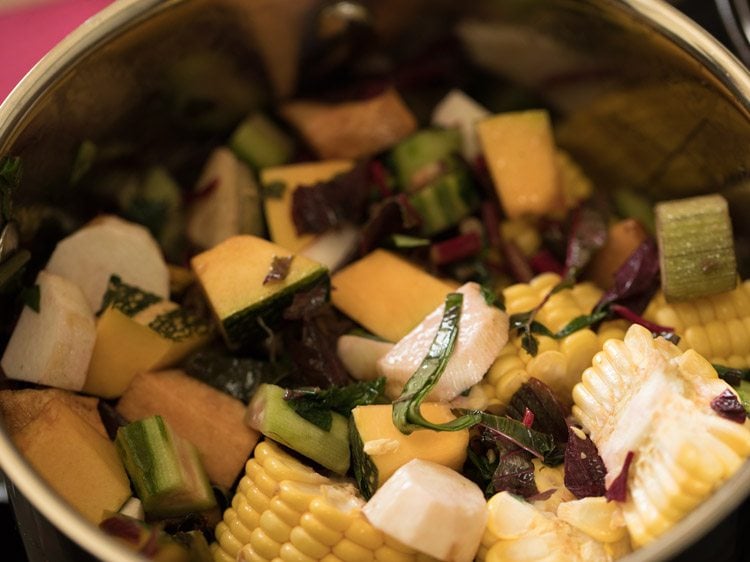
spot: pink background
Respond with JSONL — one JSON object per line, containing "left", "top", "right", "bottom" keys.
{"left": 0, "top": 0, "right": 112, "bottom": 102}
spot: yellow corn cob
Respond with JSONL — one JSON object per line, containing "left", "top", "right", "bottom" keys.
{"left": 477, "top": 273, "right": 628, "bottom": 408}
{"left": 477, "top": 491, "right": 627, "bottom": 562}
{"left": 212, "top": 440, "right": 438, "bottom": 562}
{"left": 572, "top": 324, "right": 750, "bottom": 547}
{"left": 643, "top": 281, "right": 750, "bottom": 367}
{"left": 530, "top": 459, "right": 575, "bottom": 514}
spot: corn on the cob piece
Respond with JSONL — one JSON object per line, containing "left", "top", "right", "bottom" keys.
{"left": 212, "top": 440, "right": 438, "bottom": 562}
{"left": 477, "top": 491, "right": 626, "bottom": 562}
{"left": 643, "top": 281, "right": 750, "bottom": 368}
{"left": 555, "top": 150, "right": 594, "bottom": 217}
{"left": 478, "top": 273, "right": 628, "bottom": 408}
{"left": 572, "top": 324, "right": 750, "bottom": 547}
{"left": 500, "top": 218, "right": 542, "bottom": 257}
{"left": 530, "top": 459, "right": 575, "bottom": 514}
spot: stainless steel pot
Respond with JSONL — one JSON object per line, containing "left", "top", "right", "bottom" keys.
{"left": 2, "top": 0, "right": 750, "bottom": 560}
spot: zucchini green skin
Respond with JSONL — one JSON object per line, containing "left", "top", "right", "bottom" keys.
{"left": 230, "top": 113, "right": 294, "bottom": 170}
{"left": 247, "top": 384, "right": 350, "bottom": 474}
{"left": 115, "top": 416, "right": 216, "bottom": 518}
{"left": 391, "top": 128, "right": 462, "bottom": 190}
{"left": 408, "top": 167, "right": 479, "bottom": 236}
{"left": 220, "top": 267, "right": 329, "bottom": 349}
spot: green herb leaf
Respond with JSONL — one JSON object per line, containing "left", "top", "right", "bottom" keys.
{"left": 388, "top": 234, "right": 430, "bottom": 249}
{"left": 284, "top": 378, "right": 388, "bottom": 431}
{"left": 21, "top": 284, "right": 40, "bottom": 313}
{"left": 480, "top": 284, "right": 505, "bottom": 311}
{"left": 468, "top": 411, "right": 557, "bottom": 461}
{"left": 349, "top": 419, "right": 379, "bottom": 500}
{"left": 0, "top": 156, "right": 22, "bottom": 223}
{"left": 392, "top": 293, "right": 483, "bottom": 434}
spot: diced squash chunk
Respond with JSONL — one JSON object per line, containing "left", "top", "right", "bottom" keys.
{"left": 281, "top": 88, "right": 417, "bottom": 159}
{"left": 351, "top": 403, "right": 468, "bottom": 491}
{"left": 477, "top": 110, "right": 563, "bottom": 219}
{"left": 186, "top": 147, "right": 263, "bottom": 250}
{"left": 191, "top": 235, "right": 328, "bottom": 349}
{"left": 0, "top": 388, "right": 106, "bottom": 438}
{"left": 84, "top": 277, "right": 212, "bottom": 398}
{"left": 261, "top": 160, "right": 353, "bottom": 253}
{"left": 116, "top": 370, "right": 260, "bottom": 489}
{"left": 45, "top": 215, "right": 168, "bottom": 311}
{"left": 13, "top": 398, "right": 130, "bottom": 523}
{"left": 331, "top": 249, "right": 453, "bottom": 342}
{"left": 588, "top": 219, "right": 648, "bottom": 289}
{"left": 1, "top": 271, "right": 95, "bottom": 391}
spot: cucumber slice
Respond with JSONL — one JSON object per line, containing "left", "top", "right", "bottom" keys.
{"left": 115, "top": 416, "right": 216, "bottom": 518}
{"left": 245, "top": 383, "right": 350, "bottom": 474}
{"left": 655, "top": 194, "right": 737, "bottom": 301}
{"left": 229, "top": 113, "right": 294, "bottom": 170}
{"left": 390, "top": 128, "right": 462, "bottom": 191}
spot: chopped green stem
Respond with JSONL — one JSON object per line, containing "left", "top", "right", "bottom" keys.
{"left": 393, "top": 293, "right": 482, "bottom": 434}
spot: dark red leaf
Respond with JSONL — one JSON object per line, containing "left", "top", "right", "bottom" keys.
{"left": 430, "top": 232, "right": 483, "bottom": 266}
{"left": 564, "top": 425, "right": 607, "bottom": 499}
{"left": 610, "top": 304, "right": 679, "bottom": 344}
{"left": 502, "top": 238, "right": 534, "bottom": 283}
{"left": 100, "top": 516, "right": 143, "bottom": 544}
{"left": 263, "top": 255, "right": 294, "bottom": 285}
{"left": 369, "top": 160, "right": 392, "bottom": 198}
{"left": 292, "top": 161, "right": 371, "bottom": 235}
{"left": 530, "top": 249, "right": 565, "bottom": 276}
{"left": 711, "top": 389, "right": 747, "bottom": 424}
{"left": 564, "top": 206, "right": 608, "bottom": 279}
{"left": 527, "top": 487, "right": 557, "bottom": 502}
{"left": 481, "top": 201, "right": 502, "bottom": 249}
{"left": 596, "top": 238, "right": 660, "bottom": 314}
{"left": 507, "top": 378, "right": 569, "bottom": 444}
{"left": 605, "top": 451, "right": 635, "bottom": 502}
{"left": 492, "top": 448, "right": 539, "bottom": 498}
{"left": 357, "top": 194, "right": 421, "bottom": 256}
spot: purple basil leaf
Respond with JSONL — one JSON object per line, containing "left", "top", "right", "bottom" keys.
{"left": 564, "top": 206, "right": 608, "bottom": 279}
{"left": 292, "top": 160, "right": 371, "bottom": 235}
{"left": 564, "top": 425, "right": 607, "bottom": 498}
{"left": 507, "top": 378, "right": 569, "bottom": 442}
{"left": 711, "top": 389, "right": 748, "bottom": 424}
{"left": 596, "top": 238, "right": 660, "bottom": 314}
{"left": 97, "top": 400, "right": 129, "bottom": 441}
{"left": 492, "top": 449, "right": 539, "bottom": 498}
{"left": 357, "top": 194, "right": 421, "bottom": 256}
{"left": 263, "top": 255, "right": 294, "bottom": 285}
{"left": 283, "top": 282, "right": 329, "bottom": 321}
{"left": 527, "top": 487, "right": 557, "bottom": 502}
{"left": 502, "top": 238, "right": 534, "bottom": 283}
{"left": 605, "top": 451, "right": 635, "bottom": 502}
{"left": 100, "top": 516, "right": 143, "bottom": 545}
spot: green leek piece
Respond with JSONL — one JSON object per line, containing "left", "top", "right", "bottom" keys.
{"left": 115, "top": 416, "right": 216, "bottom": 518}
{"left": 246, "top": 383, "right": 350, "bottom": 474}
{"left": 407, "top": 166, "right": 479, "bottom": 236}
{"left": 230, "top": 113, "right": 294, "bottom": 170}
{"left": 655, "top": 194, "right": 737, "bottom": 302}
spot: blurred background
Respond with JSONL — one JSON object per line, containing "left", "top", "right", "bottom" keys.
{"left": 0, "top": 0, "right": 748, "bottom": 560}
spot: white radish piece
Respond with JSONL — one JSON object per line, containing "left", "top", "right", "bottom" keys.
{"left": 45, "top": 215, "right": 169, "bottom": 312}
{"left": 377, "top": 282, "right": 508, "bottom": 401}
{"left": 1, "top": 271, "right": 95, "bottom": 391}
{"left": 300, "top": 224, "right": 358, "bottom": 272}
{"left": 336, "top": 334, "right": 393, "bottom": 381}
{"left": 431, "top": 89, "right": 490, "bottom": 161}
{"left": 363, "top": 459, "right": 487, "bottom": 562}
{"left": 186, "top": 147, "right": 263, "bottom": 250}
{"left": 118, "top": 497, "right": 145, "bottom": 521}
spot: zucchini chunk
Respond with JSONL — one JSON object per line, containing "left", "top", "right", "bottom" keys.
{"left": 229, "top": 112, "right": 294, "bottom": 169}
{"left": 116, "top": 415, "right": 217, "bottom": 519}
{"left": 246, "top": 384, "right": 350, "bottom": 474}
{"left": 191, "top": 235, "right": 328, "bottom": 350}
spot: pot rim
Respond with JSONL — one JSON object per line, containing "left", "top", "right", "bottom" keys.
{"left": 1, "top": 1, "right": 750, "bottom": 560}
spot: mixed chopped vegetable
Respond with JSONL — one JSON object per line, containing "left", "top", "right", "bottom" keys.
{"left": 2, "top": 43, "right": 750, "bottom": 562}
